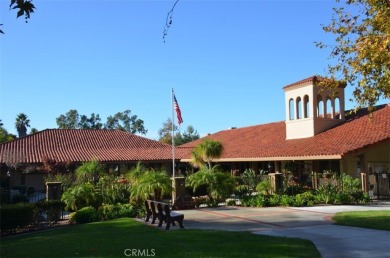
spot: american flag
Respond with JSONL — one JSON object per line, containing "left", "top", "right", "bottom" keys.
{"left": 174, "top": 94, "right": 183, "bottom": 125}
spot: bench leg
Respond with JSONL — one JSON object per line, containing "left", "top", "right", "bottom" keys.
{"left": 151, "top": 214, "right": 158, "bottom": 224}
{"left": 165, "top": 221, "right": 171, "bottom": 230}
{"left": 158, "top": 217, "right": 164, "bottom": 227}
{"left": 145, "top": 212, "right": 152, "bottom": 222}
{"left": 178, "top": 218, "right": 184, "bottom": 228}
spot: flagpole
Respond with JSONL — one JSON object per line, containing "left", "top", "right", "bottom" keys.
{"left": 171, "top": 88, "right": 175, "bottom": 180}
{"left": 171, "top": 89, "right": 176, "bottom": 205}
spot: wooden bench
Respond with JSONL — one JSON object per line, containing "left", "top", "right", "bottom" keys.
{"left": 145, "top": 200, "right": 161, "bottom": 225}
{"left": 144, "top": 200, "right": 184, "bottom": 230}
{"left": 157, "top": 202, "right": 184, "bottom": 230}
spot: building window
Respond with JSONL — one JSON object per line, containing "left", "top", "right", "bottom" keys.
{"left": 317, "top": 95, "right": 324, "bottom": 117}
{"left": 303, "top": 95, "right": 310, "bottom": 118}
{"left": 289, "top": 98, "right": 295, "bottom": 120}
{"left": 326, "top": 98, "right": 332, "bottom": 118}
{"left": 334, "top": 97, "right": 341, "bottom": 119}
{"left": 296, "top": 97, "right": 302, "bottom": 119}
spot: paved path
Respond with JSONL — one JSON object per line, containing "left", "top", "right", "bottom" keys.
{"left": 175, "top": 202, "right": 390, "bottom": 258}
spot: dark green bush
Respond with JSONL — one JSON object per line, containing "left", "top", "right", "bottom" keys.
{"left": 70, "top": 206, "right": 99, "bottom": 224}
{"left": 240, "top": 195, "right": 256, "bottom": 207}
{"left": 279, "top": 195, "right": 295, "bottom": 207}
{"left": 334, "top": 192, "right": 353, "bottom": 204}
{"left": 98, "top": 203, "right": 137, "bottom": 220}
{"left": 269, "top": 194, "right": 281, "bottom": 206}
{"left": 316, "top": 183, "right": 338, "bottom": 204}
{"left": 0, "top": 203, "right": 35, "bottom": 233}
{"left": 240, "top": 194, "right": 270, "bottom": 207}
{"left": 294, "top": 192, "right": 315, "bottom": 207}
{"left": 254, "top": 194, "right": 270, "bottom": 207}
{"left": 234, "top": 185, "right": 251, "bottom": 198}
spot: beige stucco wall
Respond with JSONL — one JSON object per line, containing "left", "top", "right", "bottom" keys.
{"left": 284, "top": 81, "right": 345, "bottom": 140}
{"left": 341, "top": 140, "right": 390, "bottom": 178}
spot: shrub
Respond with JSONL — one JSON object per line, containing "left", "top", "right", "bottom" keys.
{"left": 269, "top": 194, "right": 281, "bottom": 206}
{"left": 294, "top": 192, "right": 315, "bottom": 207}
{"left": 70, "top": 206, "right": 99, "bottom": 224}
{"left": 279, "top": 195, "right": 294, "bottom": 207}
{"left": 98, "top": 203, "right": 137, "bottom": 220}
{"left": 357, "top": 192, "right": 371, "bottom": 204}
{"left": 0, "top": 203, "right": 35, "bottom": 233}
{"left": 96, "top": 175, "right": 131, "bottom": 204}
{"left": 240, "top": 195, "right": 256, "bottom": 207}
{"left": 61, "top": 183, "right": 101, "bottom": 211}
{"left": 256, "top": 179, "right": 272, "bottom": 195}
{"left": 316, "top": 182, "right": 338, "bottom": 204}
{"left": 284, "top": 181, "right": 307, "bottom": 196}
{"left": 234, "top": 185, "right": 251, "bottom": 198}
{"left": 334, "top": 192, "right": 353, "bottom": 204}
{"left": 254, "top": 194, "right": 270, "bottom": 207}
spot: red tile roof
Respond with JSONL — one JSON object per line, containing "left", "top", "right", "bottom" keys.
{"left": 0, "top": 129, "right": 173, "bottom": 164}
{"left": 177, "top": 104, "right": 390, "bottom": 161}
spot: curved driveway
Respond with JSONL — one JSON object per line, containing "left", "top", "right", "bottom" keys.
{"left": 178, "top": 202, "right": 390, "bottom": 258}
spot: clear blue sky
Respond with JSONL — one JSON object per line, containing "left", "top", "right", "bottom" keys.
{"left": 0, "top": 0, "right": 387, "bottom": 140}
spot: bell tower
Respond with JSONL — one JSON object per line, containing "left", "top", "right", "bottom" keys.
{"left": 283, "top": 76, "right": 346, "bottom": 140}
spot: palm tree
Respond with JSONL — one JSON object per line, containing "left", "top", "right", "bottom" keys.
{"left": 131, "top": 169, "right": 172, "bottom": 201}
{"left": 15, "top": 113, "right": 30, "bottom": 138}
{"left": 125, "top": 161, "right": 146, "bottom": 185}
{"left": 75, "top": 159, "right": 105, "bottom": 184}
{"left": 190, "top": 139, "right": 223, "bottom": 169}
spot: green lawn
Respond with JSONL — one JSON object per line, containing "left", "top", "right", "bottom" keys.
{"left": 333, "top": 210, "right": 390, "bottom": 231}
{"left": 0, "top": 218, "right": 320, "bottom": 258}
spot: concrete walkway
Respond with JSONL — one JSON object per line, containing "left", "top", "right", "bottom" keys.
{"left": 175, "top": 202, "right": 390, "bottom": 258}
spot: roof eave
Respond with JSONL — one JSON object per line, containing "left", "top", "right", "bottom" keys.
{"left": 180, "top": 155, "right": 343, "bottom": 162}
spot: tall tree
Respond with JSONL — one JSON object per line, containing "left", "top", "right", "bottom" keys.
{"left": 105, "top": 110, "right": 147, "bottom": 135}
{"left": 79, "top": 113, "right": 103, "bottom": 129}
{"left": 57, "top": 110, "right": 146, "bottom": 133}
{"left": 176, "top": 125, "right": 200, "bottom": 145}
{"left": 0, "top": 125, "right": 16, "bottom": 143}
{"left": 56, "top": 109, "right": 80, "bottom": 129}
{"left": 317, "top": 0, "right": 390, "bottom": 111}
{"left": 158, "top": 118, "right": 178, "bottom": 145}
{"left": 158, "top": 118, "right": 199, "bottom": 145}
{"left": 15, "top": 113, "right": 30, "bottom": 138}
{"left": 29, "top": 128, "right": 38, "bottom": 134}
